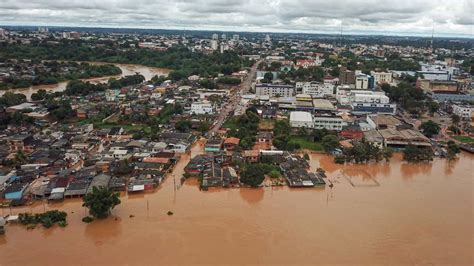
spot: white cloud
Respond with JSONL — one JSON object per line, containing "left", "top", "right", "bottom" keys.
{"left": 0, "top": 0, "right": 472, "bottom": 37}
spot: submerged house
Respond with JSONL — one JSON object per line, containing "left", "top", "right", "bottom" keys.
{"left": 87, "top": 174, "right": 111, "bottom": 193}
{"left": 4, "top": 183, "right": 28, "bottom": 200}
{"left": 64, "top": 180, "right": 90, "bottom": 198}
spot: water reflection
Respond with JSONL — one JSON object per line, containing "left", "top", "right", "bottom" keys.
{"left": 400, "top": 162, "right": 433, "bottom": 180}
{"left": 239, "top": 188, "right": 264, "bottom": 204}
{"left": 84, "top": 216, "right": 122, "bottom": 245}
{"left": 444, "top": 159, "right": 459, "bottom": 176}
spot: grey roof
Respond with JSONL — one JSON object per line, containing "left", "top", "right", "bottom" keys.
{"left": 86, "top": 174, "right": 111, "bottom": 193}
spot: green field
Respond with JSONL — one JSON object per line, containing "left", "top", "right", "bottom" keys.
{"left": 452, "top": 135, "right": 474, "bottom": 143}
{"left": 288, "top": 136, "right": 323, "bottom": 151}
{"left": 222, "top": 117, "right": 239, "bottom": 130}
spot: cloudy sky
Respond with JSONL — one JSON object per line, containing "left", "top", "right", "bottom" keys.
{"left": 0, "top": 0, "right": 472, "bottom": 37}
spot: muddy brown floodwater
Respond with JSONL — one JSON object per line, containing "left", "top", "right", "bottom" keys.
{"left": 1, "top": 142, "right": 473, "bottom": 265}
{"left": 0, "top": 63, "right": 170, "bottom": 99}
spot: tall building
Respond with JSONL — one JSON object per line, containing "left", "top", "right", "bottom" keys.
{"left": 212, "top": 33, "right": 218, "bottom": 40}
{"left": 210, "top": 40, "right": 218, "bottom": 50}
{"left": 265, "top": 34, "right": 271, "bottom": 42}
{"left": 255, "top": 84, "right": 294, "bottom": 97}
{"left": 355, "top": 74, "right": 374, "bottom": 90}
{"left": 221, "top": 33, "right": 226, "bottom": 40}
{"left": 339, "top": 67, "right": 355, "bottom": 85}
{"left": 233, "top": 34, "right": 239, "bottom": 41}
{"left": 37, "top": 27, "right": 49, "bottom": 33}
{"left": 61, "top": 32, "right": 70, "bottom": 39}
{"left": 0, "top": 28, "right": 7, "bottom": 38}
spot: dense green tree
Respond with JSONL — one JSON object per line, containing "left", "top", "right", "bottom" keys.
{"left": 427, "top": 101, "right": 440, "bottom": 115}
{"left": 83, "top": 187, "right": 121, "bottom": 219}
{"left": 321, "top": 135, "right": 340, "bottom": 153}
{"left": 446, "top": 140, "right": 460, "bottom": 160}
{"left": 403, "top": 145, "right": 434, "bottom": 162}
{"left": 175, "top": 120, "right": 192, "bottom": 132}
{"left": 0, "top": 92, "right": 26, "bottom": 107}
{"left": 31, "top": 89, "right": 48, "bottom": 101}
{"left": 451, "top": 114, "right": 461, "bottom": 126}
{"left": 240, "top": 164, "right": 266, "bottom": 187}
{"left": 419, "top": 120, "right": 441, "bottom": 138}
{"left": 383, "top": 147, "right": 394, "bottom": 162}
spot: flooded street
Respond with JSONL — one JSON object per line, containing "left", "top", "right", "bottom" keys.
{"left": 1, "top": 144, "right": 473, "bottom": 265}
{"left": 0, "top": 63, "right": 170, "bottom": 99}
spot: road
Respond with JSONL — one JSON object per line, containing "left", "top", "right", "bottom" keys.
{"left": 208, "top": 60, "right": 261, "bottom": 134}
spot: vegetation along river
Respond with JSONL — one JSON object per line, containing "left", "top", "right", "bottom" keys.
{"left": 0, "top": 63, "right": 170, "bottom": 99}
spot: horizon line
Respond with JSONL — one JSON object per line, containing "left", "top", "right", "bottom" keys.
{"left": 1, "top": 23, "right": 473, "bottom": 40}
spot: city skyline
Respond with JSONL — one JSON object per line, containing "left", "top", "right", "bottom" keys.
{"left": 0, "top": 0, "right": 472, "bottom": 38}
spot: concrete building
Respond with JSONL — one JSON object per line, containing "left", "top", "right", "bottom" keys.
{"left": 363, "top": 130, "right": 384, "bottom": 148}
{"left": 212, "top": 33, "right": 218, "bottom": 40}
{"left": 191, "top": 101, "right": 214, "bottom": 115}
{"left": 255, "top": 84, "right": 295, "bottom": 98}
{"left": 417, "top": 70, "right": 450, "bottom": 81}
{"left": 0, "top": 28, "right": 6, "bottom": 38}
{"left": 371, "top": 71, "right": 393, "bottom": 85}
{"left": 355, "top": 74, "right": 374, "bottom": 90}
{"left": 418, "top": 79, "right": 458, "bottom": 93}
{"left": 313, "top": 99, "right": 336, "bottom": 113}
{"left": 210, "top": 40, "right": 218, "bottom": 50}
{"left": 314, "top": 116, "right": 346, "bottom": 131}
{"left": 339, "top": 67, "right": 355, "bottom": 85}
{"left": 290, "top": 111, "right": 314, "bottom": 128}
{"left": 452, "top": 104, "right": 474, "bottom": 120}
{"left": 367, "top": 114, "right": 401, "bottom": 130}
{"left": 378, "top": 129, "right": 431, "bottom": 148}
{"left": 337, "top": 90, "right": 396, "bottom": 114}
{"left": 429, "top": 92, "right": 474, "bottom": 102}
{"left": 296, "top": 82, "right": 334, "bottom": 97}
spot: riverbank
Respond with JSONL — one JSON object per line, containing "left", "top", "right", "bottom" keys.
{"left": 1, "top": 150, "right": 472, "bottom": 265}
{"left": 0, "top": 63, "right": 170, "bottom": 99}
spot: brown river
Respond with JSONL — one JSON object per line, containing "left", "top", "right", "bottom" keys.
{"left": 1, "top": 138, "right": 473, "bottom": 265}
{"left": 0, "top": 63, "right": 170, "bottom": 99}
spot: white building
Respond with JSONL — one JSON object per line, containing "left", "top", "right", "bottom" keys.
{"left": 212, "top": 33, "right": 218, "bottom": 40}
{"left": 355, "top": 74, "right": 371, "bottom": 90}
{"left": 371, "top": 71, "right": 393, "bottom": 85}
{"left": 210, "top": 40, "right": 218, "bottom": 50}
{"left": 105, "top": 89, "right": 119, "bottom": 102}
{"left": 289, "top": 111, "right": 314, "bottom": 128}
{"left": 296, "top": 82, "right": 334, "bottom": 97}
{"left": 452, "top": 104, "right": 474, "bottom": 120}
{"left": 191, "top": 102, "right": 214, "bottom": 115}
{"left": 417, "top": 70, "right": 450, "bottom": 81}
{"left": 255, "top": 84, "right": 294, "bottom": 98}
{"left": 314, "top": 116, "right": 346, "bottom": 131}
{"left": 233, "top": 34, "right": 239, "bottom": 41}
{"left": 336, "top": 89, "right": 387, "bottom": 105}
{"left": 336, "top": 89, "right": 396, "bottom": 114}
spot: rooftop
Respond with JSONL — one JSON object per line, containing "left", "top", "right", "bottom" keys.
{"left": 290, "top": 111, "right": 313, "bottom": 122}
